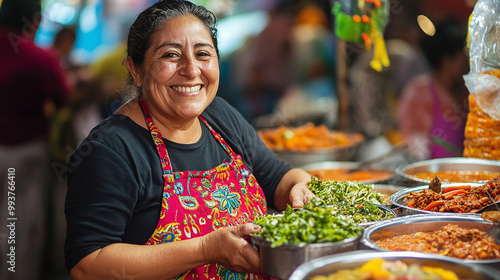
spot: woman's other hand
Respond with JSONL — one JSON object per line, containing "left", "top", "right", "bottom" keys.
{"left": 289, "top": 181, "right": 315, "bottom": 208}
{"left": 274, "top": 168, "right": 315, "bottom": 211}
{"left": 201, "top": 223, "right": 261, "bottom": 273}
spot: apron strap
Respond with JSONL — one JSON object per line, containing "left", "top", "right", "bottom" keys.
{"left": 139, "top": 96, "right": 174, "bottom": 182}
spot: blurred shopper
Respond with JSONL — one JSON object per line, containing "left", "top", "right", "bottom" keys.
{"left": 232, "top": 1, "right": 296, "bottom": 122}
{"left": 398, "top": 17, "right": 469, "bottom": 160}
{"left": 48, "top": 26, "right": 77, "bottom": 71}
{"left": 254, "top": 3, "right": 338, "bottom": 129}
{"left": 0, "top": 0, "right": 69, "bottom": 279}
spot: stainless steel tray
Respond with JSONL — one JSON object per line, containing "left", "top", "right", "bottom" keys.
{"left": 251, "top": 234, "right": 361, "bottom": 280}
{"left": 274, "top": 143, "right": 362, "bottom": 168}
{"left": 396, "top": 157, "right": 500, "bottom": 186}
{"left": 390, "top": 183, "right": 482, "bottom": 216}
{"left": 360, "top": 214, "right": 500, "bottom": 269}
{"left": 289, "top": 250, "right": 500, "bottom": 280}
{"left": 300, "top": 161, "right": 395, "bottom": 184}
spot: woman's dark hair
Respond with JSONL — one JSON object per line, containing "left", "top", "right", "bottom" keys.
{"left": 419, "top": 17, "right": 466, "bottom": 70}
{"left": 127, "top": 0, "right": 219, "bottom": 68}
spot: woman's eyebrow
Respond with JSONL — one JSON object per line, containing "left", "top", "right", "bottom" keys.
{"left": 154, "top": 42, "right": 214, "bottom": 52}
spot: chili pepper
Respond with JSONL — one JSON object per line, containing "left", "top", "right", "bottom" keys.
{"left": 441, "top": 185, "right": 471, "bottom": 194}
{"left": 423, "top": 200, "right": 446, "bottom": 211}
{"left": 443, "top": 189, "right": 468, "bottom": 198}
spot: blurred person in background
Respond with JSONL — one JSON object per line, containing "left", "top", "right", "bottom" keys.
{"left": 64, "top": 1, "right": 314, "bottom": 279}
{"left": 398, "top": 17, "right": 469, "bottom": 160}
{"left": 231, "top": 0, "right": 296, "bottom": 123}
{"left": 255, "top": 2, "right": 338, "bottom": 129}
{"left": 47, "top": 26, "right": 77, "bottom": 72}
{"left": 0, "top": 0, "right": 69, "bottom": 279}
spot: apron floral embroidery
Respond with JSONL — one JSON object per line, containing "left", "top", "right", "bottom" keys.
{"left": 139, "top": 97, "right": 269, "bottom": 279}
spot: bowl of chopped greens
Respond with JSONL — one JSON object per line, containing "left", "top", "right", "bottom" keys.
{"left": 308, "top": 177, "right": 387, "bottom": 206}
{"left": 307, "top": 177, "right": 397, "bottom": 227}
{"left": 252, "top": 199, "right": 363, "bottom": 280}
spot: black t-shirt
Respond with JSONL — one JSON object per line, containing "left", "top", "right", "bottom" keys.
{"left": 64, "top": 97, "right": 291, "bottom": 271}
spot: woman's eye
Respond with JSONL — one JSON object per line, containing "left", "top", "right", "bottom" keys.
{"left": 197, "top": 52, "right": 211, "bottom": 58}
{"left": 162, "top": 52, "right": 178, "bottom": 58}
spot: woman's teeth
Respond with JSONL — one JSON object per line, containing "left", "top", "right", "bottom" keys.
{"left": 172, "top": 85, "right": 201, "bottom": 93}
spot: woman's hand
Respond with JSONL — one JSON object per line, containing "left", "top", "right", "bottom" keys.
{"left": 289, "top": 181, "right": 315, "bottom": 208}
{"left": 201, "top": 223, "right": 262, "bottom": 273}
{"left": 274, "top": 168, "right": 315, "bottom": 211}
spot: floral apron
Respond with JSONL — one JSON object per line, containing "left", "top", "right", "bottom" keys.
{"left": 139, "top": 97, "right": 269, "bottom": 280}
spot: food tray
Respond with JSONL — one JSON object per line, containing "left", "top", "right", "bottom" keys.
{"left": 289, "top": 250, "right": 500, "bottom": 280}
{"left": 251, "top": 234, "right": 361, "bottom": 280}
{"left": 390, "top": 183, "right": 483, "bottom": 216}
{"left": 360, "top": 214, "right": 500, "bottom": 270}
{"left": 395, "top": 157, "right": 500, "bottom": 186}
{"left": 274, "top": 145, "right": 362, "bottom": 168}
{"left": 301, "top": 161, "right": 395, "bottom": 184}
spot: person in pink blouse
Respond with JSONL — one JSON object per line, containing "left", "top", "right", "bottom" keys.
{"left": 398, "top": 17, "right": 469, "bottom": 160}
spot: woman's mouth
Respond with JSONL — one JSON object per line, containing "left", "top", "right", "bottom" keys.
{"left": 171, "top": 85, "right": 202, "bottom": 93}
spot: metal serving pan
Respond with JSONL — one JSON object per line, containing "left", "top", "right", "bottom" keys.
{"left": 396, "top": 157, "right": 500, "bottom": 186}
{"left": 251, "top": 234, "right": 361, "bottom": 280}
{"left": 390, "top": 183, "right": 482, "bottom": 216}
{"left": 289, "top": 250, "right": 500, "bottom": 280}
{"left": 274, "top": 144, "right": 362, "bottom": 168}
{"left": 301, "top": 161, "right": 395, "bottom": 184}
{"left": 360, "top": 214, "right": 500, "bottom": 270}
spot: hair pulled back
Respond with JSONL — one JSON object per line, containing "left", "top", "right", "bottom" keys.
{"left": 127, "top": 0, "right": 219, "bottom": 68}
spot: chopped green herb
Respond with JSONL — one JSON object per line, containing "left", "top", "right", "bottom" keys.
{"left": 254, "top": 198, "right": 363, "bottom": 247}
{"left": 307, "top": 177, "right": 394, "bottom": 223}
{"left": 308, "top": 177, "right": 385, "bottom": 205}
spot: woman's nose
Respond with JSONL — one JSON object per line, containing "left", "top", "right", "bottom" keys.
{"left": 178, "top": 56, "right": 201, "bottom": 78}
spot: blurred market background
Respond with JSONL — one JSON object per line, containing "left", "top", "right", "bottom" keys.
{"left": 0, "top": 0, "right": 477, "bottom": 279}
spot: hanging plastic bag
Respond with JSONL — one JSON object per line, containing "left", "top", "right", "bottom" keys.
{"left": 463, "top": 0, "right": 500, "bottom": 160}
{"left": 463, "top": 0, "right": 500, "bottom": 120}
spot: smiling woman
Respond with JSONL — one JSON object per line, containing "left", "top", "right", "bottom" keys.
{"left": 64, "top": 1, "right": 315, "bottom": 280}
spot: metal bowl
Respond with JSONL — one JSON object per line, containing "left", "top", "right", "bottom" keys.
{"left": 251, "top": 234, "right": 362, "bottom": 280}
{"left": 274, "top": 143, "right": 363, "bottom": 168}
{"left": 360, "top": 214, "right": 500, "bottom": 270}
{"left": 289, "top": 250, "right": 500, "bottom": 280}
{"left": 396, "top": 157, "right": 500, "bottom": 187}
{"left": 301, "top": 161, "right": 395, "bottom": 184}
{"left": 390, "top": 183, "right": 483, "bottom": 216}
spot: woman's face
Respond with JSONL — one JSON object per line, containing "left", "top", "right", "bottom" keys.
{"left": 128, "top": 14, "right": 219, "bottom": 121}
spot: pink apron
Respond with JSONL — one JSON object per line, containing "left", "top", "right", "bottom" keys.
{"left": 429, "top": 79, "right": 465, "bottom": 158}
{"left": 139, "top": 97, "right": 269, "bottom": 279}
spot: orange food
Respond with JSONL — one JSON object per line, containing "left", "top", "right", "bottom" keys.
{"left": 308, "top": 169, "right": 393, "bottom": 183}
{"left": 423, "top": 200, "right": 445, "bottom": 211}
{"left": 374, "top": 224, "right": 500, "bottom": 260}
{"left": 257, "top": 123, "right": 363, "bottom": 151}
{"left": 410, "top": 170, "right": 499, "bottom": 182}
{"left": 403, "top": 179, "right": 500, "bottom": 213}
{"left": 464, "top": 70, "right": 500, "bottom": 160}
{"left": 441, "top": 185, "right": 471, "bottom": 193}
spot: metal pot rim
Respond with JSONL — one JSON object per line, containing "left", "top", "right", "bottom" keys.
{"left": 360, "top": 214, "right": 499, "bottom": 265}
{"left": 389, "top": 183, "right": 483, "bottom": 215}
{"left": 289, "top": 250, "right": 500, "bottom": 280}
{"left": 395, "top": 157, "right": 500, "bottom": 184}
